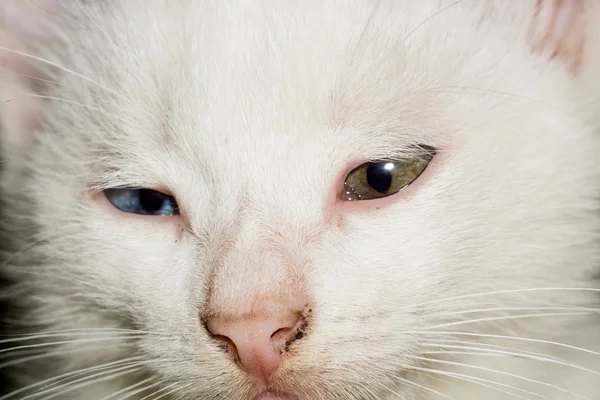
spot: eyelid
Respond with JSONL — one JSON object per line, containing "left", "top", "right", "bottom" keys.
{"left": 340, "top": 150, "right": 440, "bottom": 211}
{"left": 335, "top": 144, "right": 439, "bottom": 208}
{"left": 341, "top": 150, "right": 434, "bottom": 201}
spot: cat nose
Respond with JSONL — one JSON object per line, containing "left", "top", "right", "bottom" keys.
{"left": 205, "top": 307, "right": 307, "bottom": 383}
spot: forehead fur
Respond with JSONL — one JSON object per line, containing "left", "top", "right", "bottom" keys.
{"left": 40, "top": 1, "right": 583, "bottom": 192}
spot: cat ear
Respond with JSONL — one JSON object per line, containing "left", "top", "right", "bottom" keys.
{"left": 528, "top": 0, "right": 586, "bottom": 75}
{"left": 0, "top": 0, "right": 61, "bottom": 164}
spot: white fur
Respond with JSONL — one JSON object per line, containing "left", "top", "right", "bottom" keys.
{"left": 1, "top": 1, "right": 600, "bottom": 399}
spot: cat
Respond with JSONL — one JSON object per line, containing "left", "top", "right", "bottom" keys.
{"left": 1, "top": 0, "right": 599, "bottom": 399}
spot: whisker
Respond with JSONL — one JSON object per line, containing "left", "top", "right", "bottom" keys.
{"left": 406, "top": 364, "right": 544, "bottom": 399}
{"left": 2, "top": 93, "right": 128, "bottom": 124}
{"left": 422, "top": 350, "right": 507, "bottom": 357}
{"left": 428, "top": 306, "right": 600, "bottom": 318}
{"left": 0, "top": 348, "right": 52, "bottom": 361}
{"left": 412, "top": 86, "right": 595, "bottom": 126}
{"left": 0, "top": 70, "right": 113, "bottom": 105}
{"left": 0, "top": 335, "right": 148, "bottom": 354}
{"left": 138, "top": 382, "right": 180, "bottom": 400}
{"left": 1, "top": 223, "right": 92, "bottom": 269}
{"left": 405, "top": 355, "right": 591, "bottom": 400}
{"left": 424, "top": 349, "right": 600, "bottom": 375}
{"left": 0, "top": 343, "right": 138, "bottom": 369}
{"left": 33, "top": 365, "right": 145, "bottom": 400}
{"left": 417, "top": 338, "right": 562, "bottom": 361}
{"left": 0, "top": 71, "right": 61, "bottom": 86}
{"left": 372, "top": 379, "right": 408, "bottom": 400}
{"left": 419, "top": 342, "right": 600, "bottom": 376}
{"left": 0, "top": 46, "right": 125, "bottom": 99}
{"left": 353, "top": 0, "right": 384, "bottom": 52}
{"left": 98, "top": 377, "right": 157, "bottom": 400}
{"left": 399, "top": 0, "right": 469, "bottom": 46}
{"left": 7, "top": 358, "right": 143, "bottom": 400}
{"left": 426, "top": 311, "right": 590, "bottom": 330}
{"left": 400, "top": 288, "right": 600, "bottom": 310}
{"left": 350, "top": 0, "right": 395, "bottom": 66}
{"left": 395, "top": 375, "right": 456, "bottom": 400}
{"left": 378, "top": 381, "right": 408, "bottom": 400}
{"left": 143, "top": 381, "right": 194, "bottom": 400}
{"left": 406, "top": 331, "right": 600, "bottom": 356}
{"left": 0, "top": 330, "right": 157, "bottom": 344}
{"left": 73, "top": 0, "right": 106, "bottom": 36}
{"left": 29, "top": 0, "right": 78, "bottom": 25}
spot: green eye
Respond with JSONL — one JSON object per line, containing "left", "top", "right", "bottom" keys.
{"left": 340, "top": 145, "right": 435, "bottom": 201}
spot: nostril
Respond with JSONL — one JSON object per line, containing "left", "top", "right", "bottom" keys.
{"left": 270, "top": 315, "right": 309, "bottom": 352}
{"left": 270, "top": 327, "right": 294, "bottom": 349}
{"left": 270, "top": 326, "right": 292, "bottom": 339}
{"left": 210, "top": 333, "right": 237, "bottom": 355}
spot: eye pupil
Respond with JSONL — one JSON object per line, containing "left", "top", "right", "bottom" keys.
{"left": 366, "top": 163, "right": 393, "bottom": 194}
{"left": 138, "top": 189, "right": 168, "bottom": 213}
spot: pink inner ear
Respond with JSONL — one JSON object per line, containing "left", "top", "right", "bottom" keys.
{"left": 0, "top": 0, "right": 61, "bottom": 71}
{"left": 0, "top": 0, "right": 60, "bottom": 37}
{"left": 0, "top": 1, "right": 60, "bottom": 159}
{"left": 529, "top": 0, "right": 586, "bottom": 75}
{"left": 0, "top": 29, "right": 42, "bottom": 161}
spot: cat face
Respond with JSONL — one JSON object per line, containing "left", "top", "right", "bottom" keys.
{"left": 1, "top": 1, "right": 599, "bottom": 399}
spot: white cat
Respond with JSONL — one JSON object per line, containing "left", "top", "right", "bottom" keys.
{"left": 1, "top": 1, "right": 599, "bottom": 399}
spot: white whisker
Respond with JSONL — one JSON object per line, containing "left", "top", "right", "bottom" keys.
{"left": 99, "top": 377, "right": 157, "bottom": 400}
{"left": 417, "top": 338, "right": 562, "bottom": 361}
{"left": 1, "top": 93, "right": 127, "bottom": 123}
{"left": 405, "top": 355, "right": 591, "bottom": 400}
{"left": 0, "top": 336, "right": 147, "bottom": 354}
{"left": 0, "top": 71, "right": 61, "bottom": 86}
{"left": 419, "top": 342, "right": 600, "bottom": 376}
{"left": 0, "top": 330, "right": 156, "bottom": 344}
{"left": 395, "top": 375, "right": 456, "bottom": 400}
{"left": 401, "top": 0, "right": 469, "bottom": 42}
{"left": 0, "top": 357, "right": 142, "bottom": 400}
{"left": 413, "top": 86, "right": 595, "bottom": 126}
{"left": 22, "top": 357, "right": 140, "bottom": 400}
{"left": 428, "top": 305, "right": 600, "bottom": 318}
{"left": 0, "top": 46, "right": 124, "bottom": 99}
{"left": 138, "top": 382, "right": 180, "bottom": 400}
{"left": 143, "top": 381, "right": 194, "bottom": 400}
{"left": 378, "top": 381, "right": 408, "bottom": 400}
{"left": 0, "top": 343, "right": 138, "bottom": 369}
{"left": 426, "top": 312, "right": 590, "bottom": 329}
{"left": 400, "top": 288, "right": 600, "bottom": 310}
{"left": 34, "top": 365, "right": 144, "bottom": 400}
{"left": 406, "top": 364, "right": 544, "bottom": 399}
{"left": 406, "top": 331, "right": 600, "bottom": 356}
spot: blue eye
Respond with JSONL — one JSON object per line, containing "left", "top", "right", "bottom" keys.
{"left": 104, "top": 188, "right": 179, "bottom": 216}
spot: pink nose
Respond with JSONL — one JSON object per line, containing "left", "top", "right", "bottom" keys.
{"left": 205, "top": 307, "right": 306, "bottom": 384}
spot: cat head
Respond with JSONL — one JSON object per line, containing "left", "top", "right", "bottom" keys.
{"left": 1, "top": 1, "right": 599, "bottom": 399}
